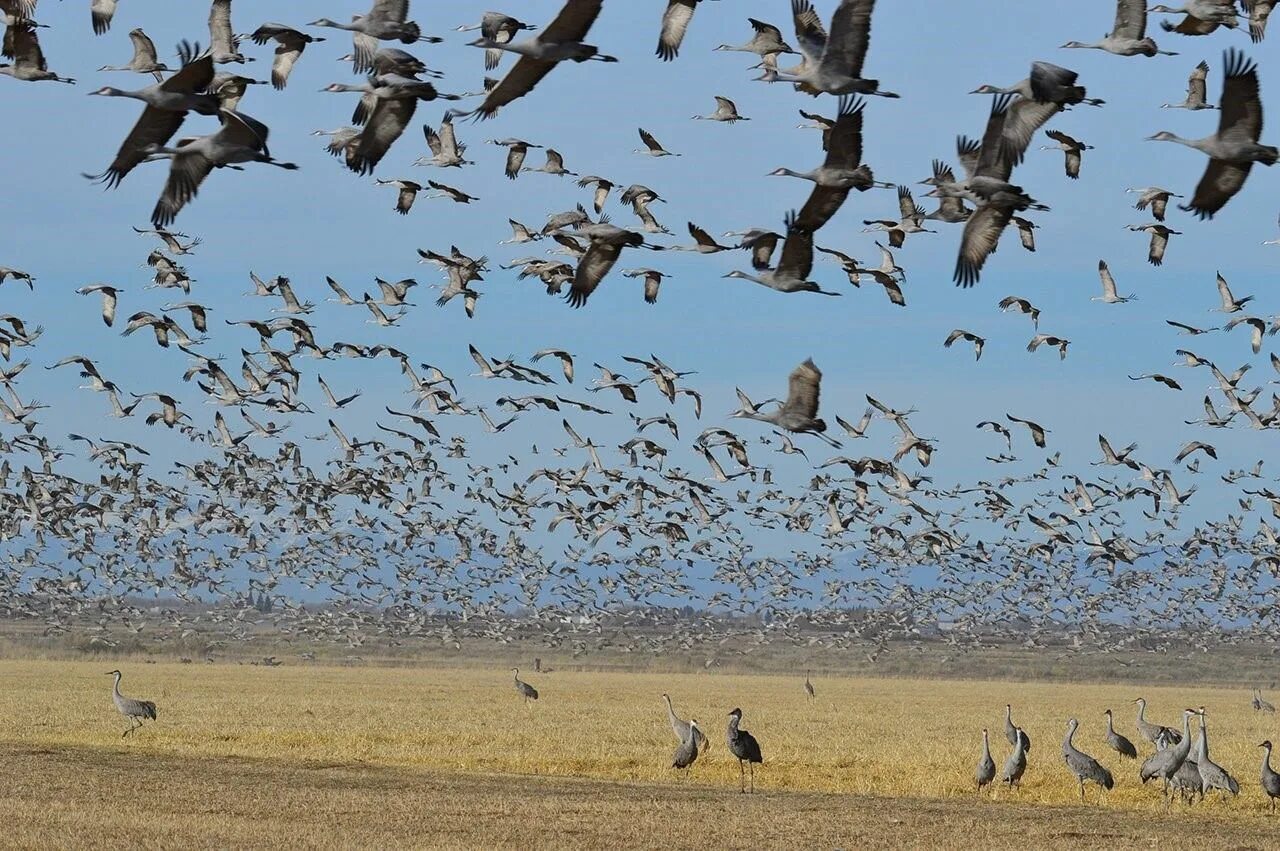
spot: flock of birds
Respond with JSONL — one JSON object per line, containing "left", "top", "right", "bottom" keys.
{"left": 2, "top": 2, "right": 1280, "bottom": 675}
{"left": 105, "top": 665, "right": 1280, "bottom": 805}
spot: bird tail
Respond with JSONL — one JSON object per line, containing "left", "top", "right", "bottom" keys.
{"left": 1260, "top": 146, "right": 1279, "bottom": 166}
{"left": 143, "top": 701, "right": 158, "bottom": 720}
{"left": 402, "top": 22, "right": 421, "bottom": 43}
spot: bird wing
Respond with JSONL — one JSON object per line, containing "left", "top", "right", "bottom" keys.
{"left": 1113, "top": 0, "right": 1148, "bottom": 39}
{"left": 656, "top": 0, "right": 697, "bottom": 61}
{"left": 790, "top": 0, "right": 829, "bottom": 63}
{"left": 1001, "top": 98, "right": 1062, "bottom": 166}
{"left": 208, "top": 0, "right": 235, "bottom": 52}
{"left": 423, "top": 124, "right": 443, "bottom": 156}
{"left": 568, "top": 239, "right": 624, "bottom": 308}
{"left": 1218, "top": 48, "right": 1264, "bottom": 144}
{"left": 750, "top": 234, "right": 779, "bottom": 270}
{"left": 541, "top": 0, "right": 605, "bottom": 42}
{"left": 91, "top": 106, "right": 189, "bottom": 188}
{"left": 474, "top": 57, "right": 558, "bottom": 119}
{"left": 1148, "top": 229, "right": 1169, "bottom": 265}
{"left": 1098, "top": 260, "right": 1118, "bottom": 298}
{"left": 152, "top": 150, "right": 215, "bottom": 228}
{"left": 1188, "top": 60, "right": 1209, "bottom": 103}
{"left": 271, "top": 45, "right": 300, "bottom": 90}
{"left": 954, "top": 204, "right": 1013, "bottom": 288}
{"left": 778, "top": 214, "right": 815, "bottom": 281}
{"left": 505, "top": 146, "right": 528, "bottom": 178}
{"left": 349, "top": 97, "right": 416, "bottom": 175}
{"left": 128, "top": 29, "right": 159, "bottom": 62}
{"left": 1216, "top": 272, "right": 1234, "bottom": 308}
{"left": 820, "top": 0, "right": 874, "bottom": 77}
{"left": 975, "top": 95, "right": 1014, "bottom": 180}
{"left": 796, "top": 185, "right": 851, "bottom": 233}
{"left": 822, "top": 96, "right": 864, "bottom": 169}
{"left": 639, "top": 127, "right": 663, "bottom": 152}
{"left": 784, "top": 359, "right": 823, "bottom": 421}
{"left": 956, "top": 135, "right": 981, "bottom": 179}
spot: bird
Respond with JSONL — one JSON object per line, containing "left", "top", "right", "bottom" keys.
{"left": 1041, "top": 129, "right": 1093, "bottom": 179}
{"left": 1061, "top": 0, "right": 1178, "bottom": 56}
{"left": 1063, "top": 718, "right": 1114, "bottom": 802}
{"left": 1002, "top": 726, "right": 1028, "bottom": 788}
{"left": 96, "top": 28, "right": 171, "bottom": 79}
{"left": 146, "top": 110, "right": 298, "bottom": 228}
{"left": 1006, "top": 415, "right": 1048, "bottom": 448}
{"left": 1140, "top": 708, "right": 1198, "bottom": 799}
{"left": 767, "top": 0, "right": 898, "bottom": 98}
{"left": 671, "top": 719, "right": 701, "bottom": 772}
{"left": 1103, "top": 709, "right": 1138, "bottom": 759}
{"left": 1004, "top": 704, "right": 1031, "bottom": 753}
{"left": 1213, "top": 272, "right": 1253, "bottom": 312}
{"left": 455, "top": 12, "right": 538, "bottom": 71}
{"left": 693, "top": 96, "right": 749, "bottom": 123}
{"left": 1163, "top": 60, "right": 1215, "bottom": 110}
{"left": 621, "top": 268, "right": 669, "bottom": 305}
{"left": 713, "top": 18, "right": 796, "bottom": 58}
{"left": 656, "top": 0, "right": 704, "bottom": 61}
{"left": 1134, "top": 697, "right": 1184, "bottom": 748}
{"left": 976, "top": 728, "right": 996, "bottom": 791}
{"left": 0, "top": 20, "right": 75, "bottom": 83}
{"left": 310, "top": 1, "right": 433, "bottom": 75}
{"left": 565, "top": 225, "right": 645, "bottom": 308}
{"left": 1193, "top": 710, "right": 1239, "bottom": 797}
{"left": 726, "top": 708, "right": 763, "bottom": 793}
{"left": 998, "top": 296, "right": 1040, "bottom": 329}
{"left": 91, "top": 0, "right": 120, "bottom": 36}
{"left": 1093, "top": 260, "right": 1135, "bottom": 303}
{"left": 1126, "top": 186, "right": 1181, "bottom": 220}
{"left": 1027, "top": 334, "right": 1070, "bottom": 360}
{"left": 1261, "top": 741, "right": 1280, "bottom": 811}
{"left": 1147, "top": 48, "right": 1277, "bottom": 219}
{"left": 804, "top": 670, "right": 816, "bottom": 700}
{"left": 635, "top": 128, "right": 679, "bottom": 157}
{"left": 1253, "top": 688, "right": 1277, "bottom": 713}
{"left": 458, "top": 0, "right": 616, "bottom": 120}
{"left": 722, "top": 213, "right": 842, "bottom": 296}
{"left": 375, "top": 179, "right": 420, "bottom": 214}
{"left": 944, "top": 329, "right": 985, "bottom": 361}
{"left": 1126, "top": 224, "right": 1180, "bottom": 266}
{"left": 107, "top": 670, "right": 157, "bottom": 737}
{"left": 76, "top": 284, "right": 122, "bottom": 326}
{"left": 512, "top": 667, "right": 538, "bottom": 703}
{"left": 248, "top": 23, "right": 324, "bottom": 90}
{"left": 662, "top": 693, "right": 706, "bottom": 753}
{"left": 732, "top": 359, "right": 839, "bottom": 447}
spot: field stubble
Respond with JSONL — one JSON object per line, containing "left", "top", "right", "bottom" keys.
{"left": 1, "top": 660, "right": 1278, "bottom": 847}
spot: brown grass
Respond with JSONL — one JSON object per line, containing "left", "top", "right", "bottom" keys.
{"left": 1, "top": 659, "right": 1277, "bottom": 848}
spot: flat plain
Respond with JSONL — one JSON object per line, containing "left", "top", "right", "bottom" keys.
{"left": 1, "top": 658, "right": 1278, "bottom": 848}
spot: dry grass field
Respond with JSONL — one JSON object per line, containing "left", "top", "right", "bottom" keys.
{"left": 1, "top": 659, "right": 1278, "bottom": 848}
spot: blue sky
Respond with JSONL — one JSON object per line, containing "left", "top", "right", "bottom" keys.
{"left": 2, "top": 0, "right": 1277, "bottom": 550}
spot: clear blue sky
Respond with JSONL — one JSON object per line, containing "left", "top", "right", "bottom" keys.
{"left": 2, "top": 0, "right": 1276, "bottom": 554}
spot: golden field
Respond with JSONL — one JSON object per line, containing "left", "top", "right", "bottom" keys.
{"left": 1, "top": 658, "right": 1278, "bottom": 849}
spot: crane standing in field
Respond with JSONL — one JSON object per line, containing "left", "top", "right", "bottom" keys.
{"left": 727, "top": 707, "right": 763, "bottom": 793}
{"left": 1103, "top": 709, "right": 1138, "bottom": 759}
{"left": 513, "top": 667, "right": 539, "bottom": 703}
{"left": 671, "top": 719, "right": 701, "bottom": 773}
{"left": 1005, "top": 704, "right": 1031, "bottom": 753}
{"left": 108, "top": 670, "right": 157, "bottom": 737}
{"left": 662, "top": 693, "right": 706, "bottom": 753}
{"left": 804, "top": 670, "right": 816, "bottom": 701}
{"left": 976, "top": 728, "right": 996, "bottom": 791}
{"left": 1062, "top": 718, "right": 1114, "bottom": 802}
{"left": 1002, "top": 726, "right": 1028, "bottom": 788}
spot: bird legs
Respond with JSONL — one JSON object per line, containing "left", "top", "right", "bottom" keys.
{"left": 738, "top": 759, "right": 755, "bottom": 793}
{"left": 122, "top": 716, "right": 144, "bottom": 738}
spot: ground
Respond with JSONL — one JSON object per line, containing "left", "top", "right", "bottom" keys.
{"left": 1, "top": 658, "right": 1277, "bottom": 848}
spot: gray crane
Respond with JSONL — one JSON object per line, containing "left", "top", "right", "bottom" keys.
{"left": 512, "top": 667, "right": 538, "bottom": 702}
{"left": 1147, "top": 48, "right": 1278, "bottom": 219}
{"left": 1063, "top": 718, "right": 1114, "bottom": 801}
{"left": 1002, "top": 726, "right": 1027, "bottom": 788}
{"left": 726, "top": 707, "right": 763, "bottom": 793}
{"left": 662, "top": 693, "right": 706, "bottom": 753}
{"left": 1004, "top": 704, "right": 1032, "bottom": 753}
{"left": 1103, "top": 709, "right": 1137, "bottom": 759}
{"left": 1261, "top": 741, "right": 1280, "bottom": 811}
{"left": 731, "top": 359, "right": 841, "bottom": 447}
{"left": 1140, "top": 708, "right": 1199, "bottom": 801}
{"left": 804, "top": 670, "right": 815, "bottom": 701}
{"left": 1253, "top": 688, "right": 1277, "bottom": 713}
{"left": 1194, "top": 710, "right": 1239, "bottom": 797}
{"left": 1134, "top": 697, "right": 1182, "bottom": 748}
{"left": 671, "top": 719, "right": 700, "bottom": 772}
{"left": 108, "top": 670, "right": 157, "bottom": 737}
{"left": 975, "top": 728, "right": 996, "bottom": 791}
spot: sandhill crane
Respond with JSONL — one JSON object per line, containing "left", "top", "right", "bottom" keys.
{"left": 565, "top": 224, "right": 644, "bottom": 308}
{"left": 1003, "top": 704, "right": 1031, "bottom": 753}
{"left": 976, "top": 729, "right": 996, "bottom": 791}
{"left": 76, "top": 284, "right": 122, "bottom": 326}
{"left": 726, "top": 708, "right": 763, "bottom": 793}
{"left": 1225, "top": 315, "right": 1266, "bottom": 354}
{"left": 714, "top": 18, "right": 796, "bottom": 57}
{"left": 1213, "top": 272, "right": 1253, "bottom": 312}
{"left": 1129, "top": 373, "right": 1182, "bottom": 390}
{"left": 1141, "top": 708, "right": 1198, "bottom": 800}
{"left": 0, "top": 21, "right": 75, "bottom": 82}
{"left": 1042, "top": 130, "right": 1093, "bottom": 179}
{"left": 456, "top": 12, "right": 537, "bottom": 71}
{"left": 1027, "top": 334, "right": 1070, "bottom": 360}
{"left": 656, "top": 0, "right": 704, "bottom": 61}
{"left": 999, "top": 296, "right": 1040, "bottom": 329}
{"left": 672, "top": 719, "right": 701, "bottom": 772}
{"left": 1093, "top": 260, "right": 1135, "bottom": 303}
{"left": 84, "top": 41, "right": 217, "bottom": 189}
{"left": 1126, "top": 186, "right": 1180, "bottom": 220}
{"left": 1254, "top": 688, "right": 1277, "bottom": 713}
{"left": 622, "top": 268, "right": 669, "bottom": 304}
{"left": 1061, "top": 0, "right": 1178, "bottom": 56}
{"left": 1104, "top": 709, "right": 1138, "bottom": 759}
{"left": 512, "top": 667, "right": 538, "bottom": 702}
{"left": 767, "top": 0, "right": 897, "bottom": 98}
{"left": 722, "top": 213, "right": 842, "bottom": 296}
{"left": 425, "top": 180, "right": 478, "bottom": 204}
{"left": 804, "top": 670, "right": 816, "bottom": 700}
{"left": 415, "top": 117, "right": 471, "bottom": 167}
{"left": 732, "top": 358, "right": 840, "bottom": 447}
{"left": 865, "top": 186, "right": 935, "bottom": 249}
{"left": 1261, "top": 741, "right": 1280, "bottom": 811}
{"left": 1193, "top": 711, "right": 1239, "bottom": 797}
{"left": 1149, "top": 1, "right": 1241, "bottom": 35}
{"left": 108, "top": 670, "right": 157, "bottom": 737}
{"left": 98, "top": 29, "right": 170, "bottom": 79}
{"left": 1006, "top": 415, "right": 1048, "bottom": 448}
{"left": 1063, "top": 718, "right": 1114, "bottom": 801}
{"left": 375, "top": 179, "right": 420, "bottom": 214}
{"left": 635, "top": 128, "right": 679, "bottom": 157}
{"left": 662, "top": 693, "right": 706, "bottom": 753}
{"left": 310, "top": 1, "right": 433, "bottom": 74}
{"left": 207, "top": 0, "right": 253, "bottom": 64}
{"left": 694, "top": 96, "right": 748, "bottom": 123}
{"left": 490, "top": 138, "right": 541, "bottom": 179}
{"left": 1147, "top": 49, "right": 1277, "bottom": 219}
{"left": 146, "top": 110, "right": 297, "bottom": 228}
{"left": 1246, "top": 0, "right": 1276, "bottom": 41}
{"left": 0, "top": 267, "right": 33, "bottom": 288}
{"left": 771, "top": 97, "right": 890, "bottom": 233}
{"left": 944, "top": 329, "right": 985, "bottom": 361}
{"left": 457, "top": 0, "right": 616, "bottom": 120}
{"left": 325, "top": 77, "right": 458, "bottom": 175}
{"left": 1127, "top": 223, "right": 1180, "bottom": 266}
{"left": 1135, "top": 698, "right": 1185, "bottom": 749}
{"left": 248, "top": 24, "right": 324, "bottom": 90}
{"left": 1163, "top": 61, "right": 1215, "bottom": 110}
{"left": 969, "top": 61, "right": 1102, "bottom": 106}
{"left": 523, "top": 149, "right": 576, "bottom": 177}
{"left": 1002, "top": 726, "right": 1028, "bottom": 788}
